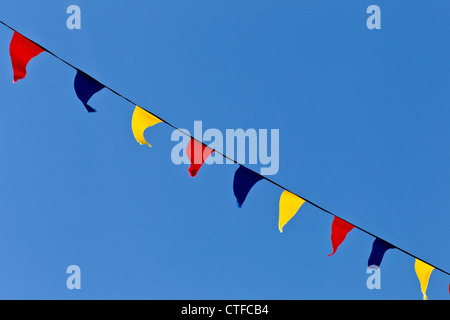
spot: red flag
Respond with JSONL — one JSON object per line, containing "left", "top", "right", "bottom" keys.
{"left": 186, "top": 138, "right": 214, "bottom": 177}
{"left": 328, "top": 216, "right": 354, "bottom": 257}
{"left": 9, "top": 31, "right": 44, "bottom": 83}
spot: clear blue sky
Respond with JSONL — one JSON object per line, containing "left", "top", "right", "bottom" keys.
{"left": 0, "top": 1, "right": 448, "bottom": 300}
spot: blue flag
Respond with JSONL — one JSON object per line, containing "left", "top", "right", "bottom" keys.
{"left": 368, "top": 238, "right": 395, "bottom": 268}
{"left": 233, "top": 165, "right": 263, "bottom": 208}
{"left": 74, "top": 70, "right": 105, "bottom": 112}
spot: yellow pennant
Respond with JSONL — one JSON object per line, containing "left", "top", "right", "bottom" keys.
{"left": 131, "top": 106, "right": 162, "bottom": 147}
{"left": 279, "top": 190, "right": 305, "bottom": 233}
{"left": 415, "top": 259, "right": 434, "bottom": 300}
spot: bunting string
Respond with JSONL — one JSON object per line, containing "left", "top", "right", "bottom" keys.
{"left": 1, "top": 19, "right": 449, "bottom": 298}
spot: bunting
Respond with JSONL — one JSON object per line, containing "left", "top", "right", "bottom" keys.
{"left": 74, "top": 70, "right": 105, "bottom": 112}
{"left": 9, "top": 31, "right": 44, "bottom": 83}
{"left": 415, "top": 259, "right": 434, "bottom": 300}
{"left": 368, "top": 238, "right": 395, "bottom": 268}
{"left": 327, "top": 216, "right": 354, "bottom": 257}
{"left": 1, "top": 21, "right": 449, "bottom": 300}
{"left": 278, "top": 190, "right": 305, "bottom": 233}
{"left": 131, "top": 106, "right": 162, "bottom": 147}
{"left": 233, "top": 165, "right": 263, "bottom": 208}
{"left": 186, "top": 138, "right": 214, "bottom": 177}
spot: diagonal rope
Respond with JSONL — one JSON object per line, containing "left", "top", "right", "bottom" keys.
{"left": 1, "top": 19, "right": 449, "bottom": 277}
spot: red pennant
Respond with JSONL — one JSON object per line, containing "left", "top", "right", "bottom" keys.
{"left": 186, "top": 138, "right": 214, "bottom": 177}
{"left": 9, "top": 32, "right": 44, "bottom": 83}
{"left": 328, "top": 216, "right": 354, "bottom": 257}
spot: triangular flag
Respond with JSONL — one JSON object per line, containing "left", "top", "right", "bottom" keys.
{"left": 278, "top": 190, "right": 305, "bottom": 233}
{"left": 9, "top": 31, "right": 44, "bottom": 83}
{"left": 415, "top": 259, "right": 434, "bottom": 300}
{"left": 131, "top": 106, "right": 162, "bottom": 147}
{"left": 368, "top": 238, "right": 395, "bottom": 268}
{"left": 74, "top": 70, "right": 105, "bottom": 112}
{"left": 186, "top": 138, "right": 214, "bottom": 177}
{"left": 327, "top": 216, "right": 354, "bottom": 257}
{"left": 233, "top": 165, "right": 263, "bottom": 208}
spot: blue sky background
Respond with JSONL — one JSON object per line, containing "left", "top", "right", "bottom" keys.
{"left": 0, "top": 1, "right": 448, "bottom": 300}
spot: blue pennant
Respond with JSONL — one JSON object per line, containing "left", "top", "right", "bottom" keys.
{"left": 233, "top": 165, "right": 263, "bottom": 208}
{"left": 74, "top": 70, "right": 105, "bottom": 113}
{"left": 368, "top": 238, "right": 395, "bottom": 268}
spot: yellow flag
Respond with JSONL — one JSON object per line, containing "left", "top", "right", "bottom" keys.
{"left": 415, "top": 259, "right": 434, "bottom": 300}
{"left": 279, "top": 190, "right": 305, "bottom": 233}
{"left": 131, "top": 106, "right": 162, "bottom": 147}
